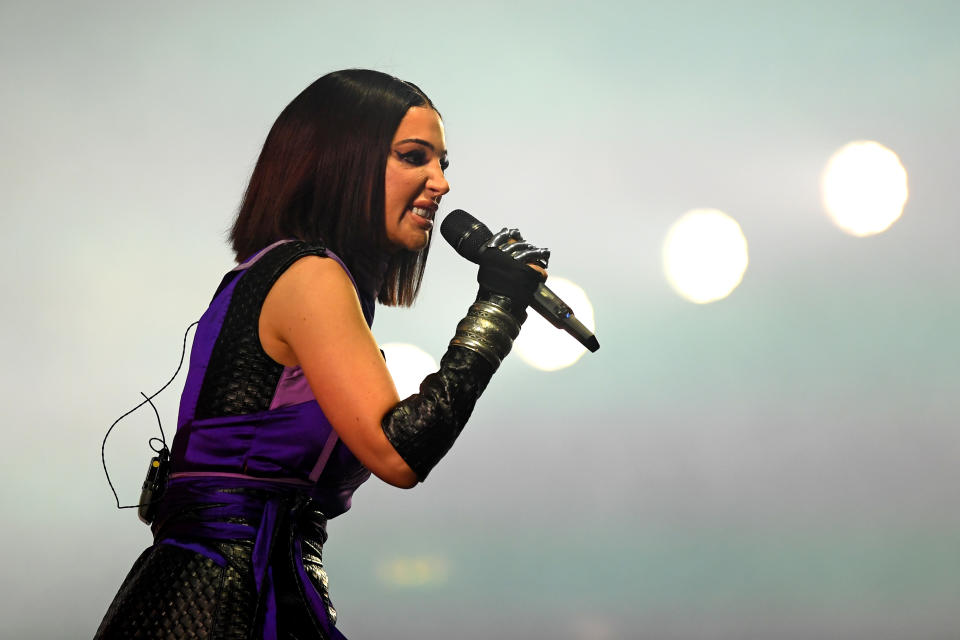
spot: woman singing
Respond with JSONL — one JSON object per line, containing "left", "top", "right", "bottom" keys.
{"left": 95, "top": 69, "right": 547, "bottom": 639}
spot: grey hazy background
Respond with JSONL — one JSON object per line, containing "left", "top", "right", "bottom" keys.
{"left": 2, "top": 1, "right": 959, "bottom": 638}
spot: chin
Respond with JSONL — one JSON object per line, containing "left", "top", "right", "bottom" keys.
{"left": 397, "top": 232, "right": 430, "bottom": 253}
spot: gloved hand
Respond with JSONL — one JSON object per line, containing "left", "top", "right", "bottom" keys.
{"left": 476, "top": 228, "right": 549, "bottom": 320}
{"left": 486, "top": 227, "right": 550, "bottom": 267}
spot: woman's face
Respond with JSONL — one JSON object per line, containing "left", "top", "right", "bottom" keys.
{"left": 384, "top": 106, "right": 450, "bottom": 253}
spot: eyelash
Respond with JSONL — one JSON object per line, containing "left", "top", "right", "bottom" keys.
{"left": 397, "top": 150, "right": 449, "bottom": 172}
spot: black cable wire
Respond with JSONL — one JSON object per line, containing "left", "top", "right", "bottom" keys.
{"left": 142, "top": 390, "right": 167, "bottom": 452}
{"left": 101, "top": 321, "right": 198, "bottom": 509}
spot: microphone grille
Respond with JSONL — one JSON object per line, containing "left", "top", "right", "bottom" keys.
{"left": 440, "top": 209, "right": 492, "bottom": 263}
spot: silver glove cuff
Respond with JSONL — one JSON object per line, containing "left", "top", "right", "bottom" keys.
{"left": 449, "top": 298, "right": 523, "bottom": 369}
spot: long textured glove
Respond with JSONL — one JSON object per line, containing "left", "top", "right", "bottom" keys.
{"left": 380, "top": 233, "right": 549, "bottom": 481}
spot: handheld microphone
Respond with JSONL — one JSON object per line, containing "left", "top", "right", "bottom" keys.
{"left": 440, "top": 209, "right": 599, "bottom": 353}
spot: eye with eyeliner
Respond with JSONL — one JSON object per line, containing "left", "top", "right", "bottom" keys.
{"left": 396, "top": 149, "right": 449, "bottom": 172}
{"left": 397, "top": 149, "right": 428, "bottom": 166}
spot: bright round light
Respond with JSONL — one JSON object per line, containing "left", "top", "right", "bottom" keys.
{"left": 381, "top": 342, "right": 438, "bottom": 398}
{"left": 514, "top": 276, "right": 596, "bottom": 372}
{"left": 662, "top": 209, "right": 749, "bottom": 304}
{"left": 821, "top": 140, "right": 908, "bottom": 237}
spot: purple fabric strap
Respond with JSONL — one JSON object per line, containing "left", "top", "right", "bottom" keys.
{"left": 252, "top": 498, "right": 281, "bottom": 639}
{"left": 169, "top": 471, "right": 311, "bottom": 486}
{"left": 309, "top": 432, "right": 340, "bottom": 482}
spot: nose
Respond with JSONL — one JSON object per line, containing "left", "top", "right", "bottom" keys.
{"left": 427, "top": 161, "right": 450, "bottom": 198}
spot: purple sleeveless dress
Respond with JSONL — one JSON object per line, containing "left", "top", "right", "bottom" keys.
{"left": 96, "top": 240, "right": 375, "bottom": 640}
{"left": 170, "top": 239, "right": 373, "bottom": 513}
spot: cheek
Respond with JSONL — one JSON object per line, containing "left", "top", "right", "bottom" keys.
{"left": 384, "top": 172, "right": 409, "bottom": 205}
{"left": 383, "top": 164, "right": 400, "bottom": 198}
{"left": 389, "top": 179, "right": 412, "bottom": 208}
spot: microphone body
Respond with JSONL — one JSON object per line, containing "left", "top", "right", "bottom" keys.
{"left": 441, "top": 210, "right": 599, "bottom": 353}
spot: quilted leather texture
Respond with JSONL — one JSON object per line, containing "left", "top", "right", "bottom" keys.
{"left": 381, "top": 346, "right": 494, "bottom": 480}
{"left": 94, "top": 542, "right": 257, "bottom": 639}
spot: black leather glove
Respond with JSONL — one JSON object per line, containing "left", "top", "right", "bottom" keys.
{"left": 475, "top": 227, "right": 549, "bottom": 322}
{"left": 485, "top": 227, "right": 551, "bottom": 268}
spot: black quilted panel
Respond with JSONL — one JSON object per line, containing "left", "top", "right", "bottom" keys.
{"left": 194, "top": 241, "right": 326, "bottom": 419}
{"left": 212, "top": 540, "right": 260, "bottom": 640}
{"left": 93, "top": 542, "right": 257, "bottom": 639}
{"left": 274, "top": 506, "right": 333, "bottom": 640}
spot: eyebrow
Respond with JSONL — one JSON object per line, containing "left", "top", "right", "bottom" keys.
{"left": 395, "top": 138, "right": 448, "bottom": 157}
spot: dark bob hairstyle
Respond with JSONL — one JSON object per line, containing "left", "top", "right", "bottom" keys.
{"left": 230, "top": 69, "right": 439, "bottom": 306}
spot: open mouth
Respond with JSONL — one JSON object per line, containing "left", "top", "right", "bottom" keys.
{"left": 411, "top": 206, "right": 435, "bottom": 221}
{"left": 410, "top": 206, "right": 435, "bottom": 229}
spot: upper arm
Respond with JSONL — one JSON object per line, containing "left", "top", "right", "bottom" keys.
{"left": 259, "top": 256, "right": 418, "bottom": 488}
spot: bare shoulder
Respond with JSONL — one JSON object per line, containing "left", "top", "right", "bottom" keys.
{"left": 277, "top": 254, "right": 354, "bottom": 294}
{"left": 269, "top": 255, "right": 364, "bottom": 313}
{"left": 260, "top": 254, "right": 364, "bottom": 365}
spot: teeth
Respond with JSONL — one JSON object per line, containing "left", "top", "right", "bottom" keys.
{"left": 411, "top": 207, "right": 434, "bottom": 220}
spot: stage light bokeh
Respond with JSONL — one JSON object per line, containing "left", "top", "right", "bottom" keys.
{"left": 662, "top": 209, "right": 749, "bottom": 304}
{"left": 514, "top": 276, "right": 596, "bottom": 371}
{"left": 821, "top": 141, "right": 908, "bottom": 237}
{"left": 376, "top": 554, "right": 450, "bottom": 588}
{"left": 380, "top": 342, "right": 438, "bottom": 398}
